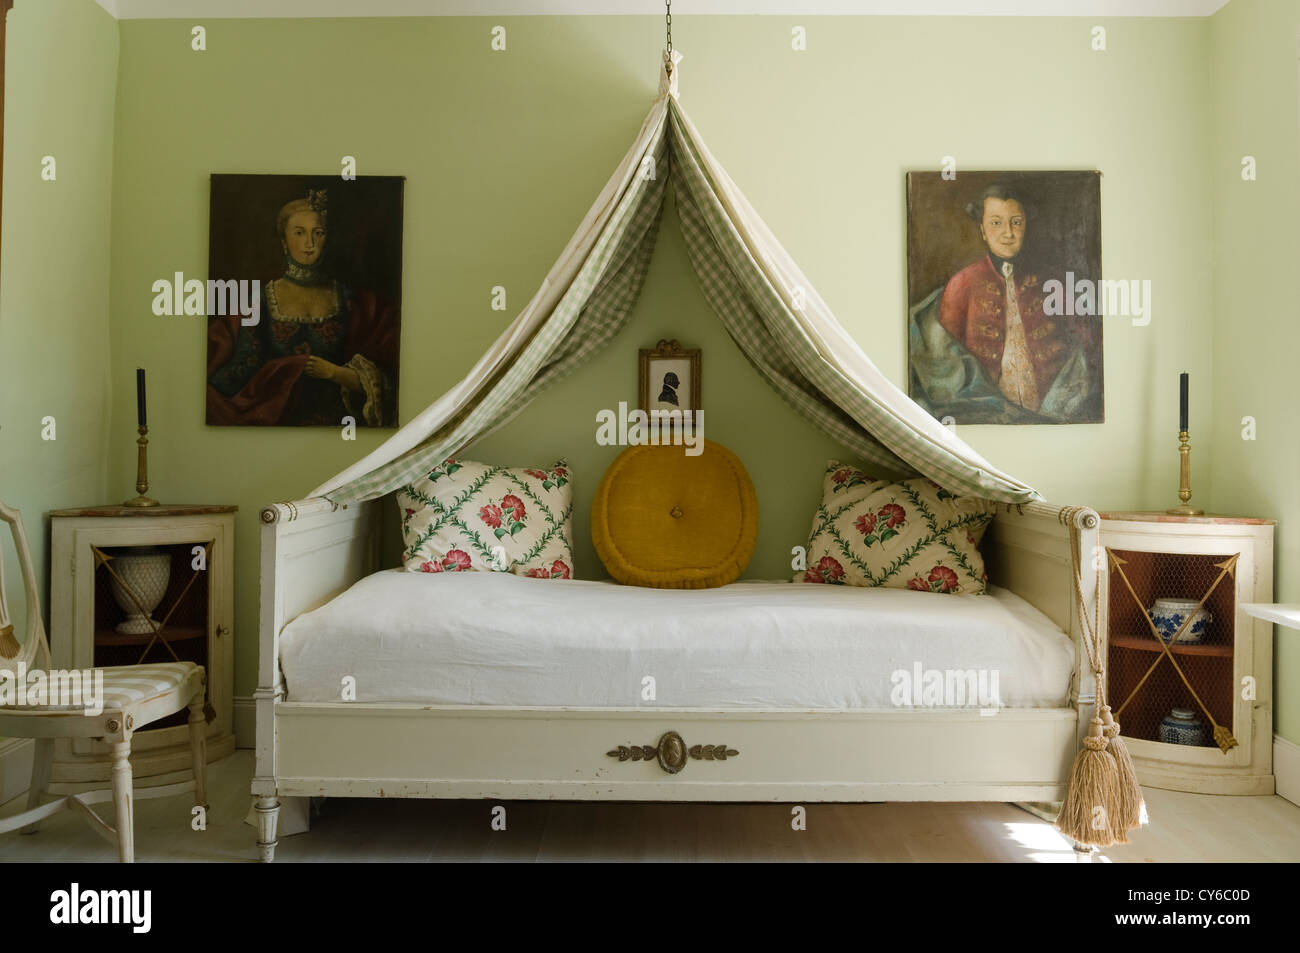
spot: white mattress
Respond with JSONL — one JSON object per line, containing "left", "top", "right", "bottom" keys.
{"left": 278, "top": 571, "right": 1075, "bottom": 709}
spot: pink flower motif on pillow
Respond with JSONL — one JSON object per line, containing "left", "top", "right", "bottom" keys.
{"left": 540, "top": 464, "right": 569, "bottom": 491}
{"left": 855, "top": 512, "right": 877, "bottom": 536}
{"left": 928, "top": 566, "right": 960, "bottom": 592}
{"left": 829, "top": 465, "right": 873, "bottom": 493}
{"left": 879, "top": 503, "right": 906, "bottom": 529}
{"left": 804, "top": 556, "right": 846, "bottom": 585}
{"left": 442, "top": 550, "right": 472, "bottom": 572}
{"left": 479, "top": 504, "right": 503, "bottom": 529}
{"left": 906, "top": 577, "right": 929, "bottom": 592}
{"left": 525, "top": 559, "right": 571, "bottom": 580}
{"left": 421, "top": 550, "right": 472, "bottom": 573}
{"left": 501, "top": 494, "right": 526, "bottom": 522}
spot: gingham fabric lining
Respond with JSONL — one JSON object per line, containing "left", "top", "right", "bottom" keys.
{"left": 312, "top": 51, "right": 1039, "bottom": 506}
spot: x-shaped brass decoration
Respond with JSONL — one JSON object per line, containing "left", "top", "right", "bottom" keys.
{"left": 1108, "top": 549, "right": 1239, "bottom": 753}
{"left": 93, "top": 541, "right": 213, "bottom": 665}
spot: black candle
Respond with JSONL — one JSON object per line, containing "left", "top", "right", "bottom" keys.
{"left": 136, "top": 368, "right": 147, "bottom": 428}
{"left": 1179, "top": 372, "right": 1188, "bottom": 432}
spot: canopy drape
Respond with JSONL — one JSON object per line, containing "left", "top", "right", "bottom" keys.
{"left": 312, "top": 51, "right": 1040, "bottom": 506}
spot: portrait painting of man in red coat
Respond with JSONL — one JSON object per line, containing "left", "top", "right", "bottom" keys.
{"left": 907, "top": 172, "right": 1103, "bottom": 424}
{"left": 206, "top": 174, "right": 403, "bottom": 428}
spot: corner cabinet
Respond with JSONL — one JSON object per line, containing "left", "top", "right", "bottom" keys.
{"left": 1099, "top": 512, "right": 1274, "bottom": 795}
{"left": 46, "top": 504, "right": 237, "bottom": 790}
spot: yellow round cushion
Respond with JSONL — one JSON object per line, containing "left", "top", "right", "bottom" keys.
{"left": 591, "top": 439, "right": 758, "bottom": 589}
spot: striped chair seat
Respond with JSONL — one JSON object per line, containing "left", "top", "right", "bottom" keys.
{"left": 1, "top": 661, "right": 201, "bottom": 712}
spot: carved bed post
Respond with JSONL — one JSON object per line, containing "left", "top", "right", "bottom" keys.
{"left": 252, "top": 502, "right": 289, "bottom": 862}
{"left": 253, "top": 497, "right": 383, "bottom": 861}
{"left": 1058, "top": 505, "right": 1102, "bottom": 750}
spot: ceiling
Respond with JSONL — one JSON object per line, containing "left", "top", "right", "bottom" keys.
{"left": 94, "top": 1, "right": 1233, "bottom": 20}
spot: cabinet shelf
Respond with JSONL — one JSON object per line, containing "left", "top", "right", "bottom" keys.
{"left": 94, "top": 625, "right": 206, "bottom": 648}
{"left": 1108, "top": 633, "right": 1233, "bottom": 657}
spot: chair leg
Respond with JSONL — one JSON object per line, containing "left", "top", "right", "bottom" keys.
{"left": 20, "top": 738, "right": 54, "bottom": 835}
{"left": 255, "top": 797, "right": 280, "bottom": 863}
{"left": 110, "top": 740, "right": 134, "bottom": 863}
{"left": 188, "top": 693, "right": 208, "bottom": 809}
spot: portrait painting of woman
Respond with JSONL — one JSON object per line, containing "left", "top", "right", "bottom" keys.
{"left": 206, "top": 174, "right": 403, "bottom": 427}
{"left": 906, "top": 171, "right": 1103, "bottom": 425}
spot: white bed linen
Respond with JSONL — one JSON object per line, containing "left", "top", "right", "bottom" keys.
{"left": 278, "top": 571, "right": 1075, "bottom": 709}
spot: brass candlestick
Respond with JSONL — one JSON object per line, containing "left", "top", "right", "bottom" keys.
{"left": 1166, "top": 430, "right": 1203, "bottom": 516}
{"left": 123, "top": 425, "right": 159, "bottom": 507}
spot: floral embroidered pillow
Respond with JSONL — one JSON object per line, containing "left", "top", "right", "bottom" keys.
{"left": 396, "top": 458, "right": 575, "bottom": 579}
{"left": 798, "top": 462, "right": 997, "bottom": 594}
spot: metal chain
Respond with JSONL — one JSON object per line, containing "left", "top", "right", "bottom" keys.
{"left": 665, "top": 0, "right": 673, "bottom": 64}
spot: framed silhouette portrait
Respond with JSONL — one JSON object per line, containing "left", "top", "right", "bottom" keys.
{"left": 639, "top": 339, "right": 701, "bottom": 416}
{"left": 206, "top": 173, "right": 404, "bottom": 427}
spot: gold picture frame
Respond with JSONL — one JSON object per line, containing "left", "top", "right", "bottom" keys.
{"left": 638, "top": 339, "right": 701, "bottom": 415}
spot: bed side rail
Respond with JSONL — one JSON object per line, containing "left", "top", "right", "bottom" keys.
{"left": 985, "top": 501, "right": 1101, "bottom": 717}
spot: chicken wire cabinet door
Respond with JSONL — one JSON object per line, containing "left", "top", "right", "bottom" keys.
{"left": 1099, "top": 512, "right": 1274, "bottom": 795}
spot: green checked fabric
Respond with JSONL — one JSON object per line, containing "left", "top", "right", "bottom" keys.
{"left": 667, "top": 107, "right": 912, "bottom": 482}
{"left": 664, "top": 98, "right": 1036, "bottom": 502}
{"left": 321, "top": 110, "right": 671, "bottom": 503}
{"left": 316, "top": 55, "right": 1039, "bottom": 507}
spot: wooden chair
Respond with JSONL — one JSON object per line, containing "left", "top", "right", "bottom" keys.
{"left": 0, "top": 502, "right": 208, "bottom": 862}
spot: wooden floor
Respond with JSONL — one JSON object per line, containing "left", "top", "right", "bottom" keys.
{"left": 2, "top": 749, "right": 1298, "bottom": 862}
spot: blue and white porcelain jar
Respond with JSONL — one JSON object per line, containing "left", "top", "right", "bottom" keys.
{"left": 1149, "top": 598, "right": 1212, "bottom": 644}
{"left": 1159, "top": 708, "right": 1206, "bottom": 746}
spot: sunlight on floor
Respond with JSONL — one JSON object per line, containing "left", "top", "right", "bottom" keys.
{"left": 998, "top": 816, "right": 1112, "bottom": 858}
{"left": 1000, "top": 820, "right": 1115, "bottom": 863}
{"left": 1002, "top": 821, "right": 1079, "bottom": 862}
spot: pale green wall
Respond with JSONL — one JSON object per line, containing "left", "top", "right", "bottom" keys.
{"left": 0, "top": 0, "right": 117, "bottom": 642}
{"left": 1208, "top": 0, "right": 1300, "bottom": 743}
{"left": 104, "top": 16, "right": 1219, "bottom": 697}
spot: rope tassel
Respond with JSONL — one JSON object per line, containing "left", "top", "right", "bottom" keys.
{"left": 1100, "top": 704, "right": 1144, "bottom": 834}
{"left": 1055, "top": 716, "right": 1123, "bottom": 847}
{"left": 1054, "top": 508, "right": 1147, "bottom": 849}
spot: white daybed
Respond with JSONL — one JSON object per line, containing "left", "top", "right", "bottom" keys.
{"left": 250, "top": 51, "right": 1112, "bottom": 859}
{"left": 277, "top": 570, "right": 1075, "bottom": 710}
{"left": 251, "top": 497, "right": 1100, "bottom": 861}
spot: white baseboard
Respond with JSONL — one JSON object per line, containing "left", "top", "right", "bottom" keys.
{"left": 1275, "top": 734, "right": 1300, "bottom": 807}
{"left": 234, "top": 696, "right": 256, "bottom": 749}
{"left": 0, "top": 738, "right": 34, "bottom": 804}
